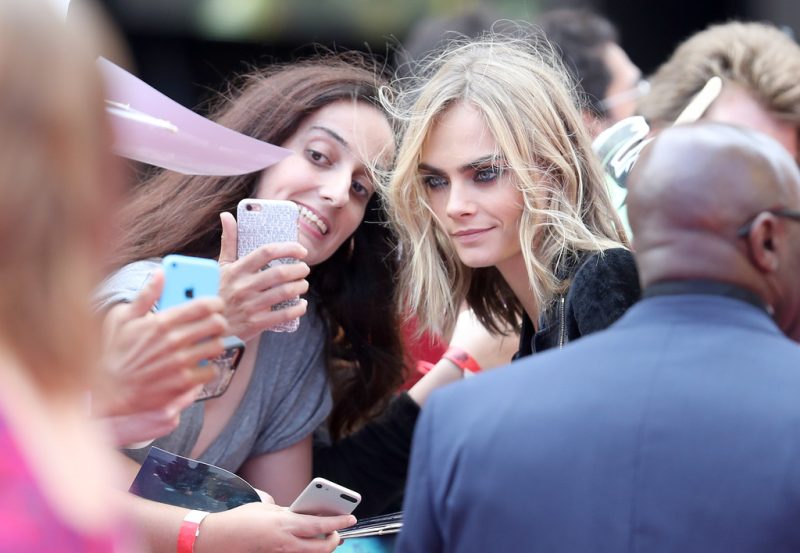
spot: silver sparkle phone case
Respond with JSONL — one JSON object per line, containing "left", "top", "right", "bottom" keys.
{"left": 236, "top": 199, "right": 301, "bottom": 332}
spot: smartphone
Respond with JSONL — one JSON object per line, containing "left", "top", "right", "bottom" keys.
{"left": 289, "top": 477, "right": 362, "bottom": 516}
{"left": 236, "top": 199, "right": 301, "bottom": 333}
{"left": 158, "top": 254, "right": 220, "bottom": 311}
{"left": 157, "top": 255, "right": 221, "bottom": 374}
{"left": 196, "top": 336, "right": 245, "bottom": 401}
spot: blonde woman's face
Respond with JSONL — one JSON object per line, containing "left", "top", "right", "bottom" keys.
{"left": 420, "top": 101, "right": 524, "bottom": 271}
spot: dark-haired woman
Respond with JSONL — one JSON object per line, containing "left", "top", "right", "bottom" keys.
{"left": 98, "top": 57, "right": 405, "bottom": 551}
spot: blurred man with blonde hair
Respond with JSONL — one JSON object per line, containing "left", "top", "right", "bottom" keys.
{"left": 638, "top": 21, "right": 800, "bottom": 159}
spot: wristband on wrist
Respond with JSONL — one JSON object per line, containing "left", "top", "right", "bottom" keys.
{"left": 177, "top": 510, "right": 210, "bottom": 553}
{"left": 442, "top": 346, "right": 481, "bottom": 375}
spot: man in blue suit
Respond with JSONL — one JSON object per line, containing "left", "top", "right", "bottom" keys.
{"left": 398, "top": 123, "right": 800, "bottom": 553}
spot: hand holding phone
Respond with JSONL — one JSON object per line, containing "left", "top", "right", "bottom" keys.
{"left": 97, "top": 264, "right": 228, "bottom": 442}
{"left": 289, "top": 477, "right": 362, "bottom": 516}
{"left": 187, "top": 502, "right": 354, "bottom": 552}
{"left": 216, "top": 212, "right": 309, "bottom": 342}
{"left": 236, "top": 199, "right": 303, "bottom": 333}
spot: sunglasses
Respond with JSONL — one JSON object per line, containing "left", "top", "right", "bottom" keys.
{"left": 598, "top": 79, "right": 651, "bottom": 113}
{"left": 736, "top": 207, "right": 800, "bottom": 237}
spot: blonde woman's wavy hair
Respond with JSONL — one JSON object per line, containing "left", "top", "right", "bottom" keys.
{"left": 384, "top": 34, "right": 628, "bottom": 336}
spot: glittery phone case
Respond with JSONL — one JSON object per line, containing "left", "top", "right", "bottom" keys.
{"left": 236, "top": 199, "right": 301, "bottom": 332}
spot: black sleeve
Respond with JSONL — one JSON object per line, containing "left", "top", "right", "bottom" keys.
{"left": 568, "top": 248, "right": 641, "bottom": 336}
{"left": 313, "top": 392, "right": 421, "bottom": 517}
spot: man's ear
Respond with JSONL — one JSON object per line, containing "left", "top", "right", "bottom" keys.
{"left": 746, "top": 212, "right": 782, "bottom": 273}
{"left": 581, "top": 109, "right": 604, "bottom": 138}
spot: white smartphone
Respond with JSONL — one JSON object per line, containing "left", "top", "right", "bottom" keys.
{"left": 236, "top": 198, "right": 301, "bottom": 332}
{"left": 289, "top": 477, "right": 362, "bottom": 516}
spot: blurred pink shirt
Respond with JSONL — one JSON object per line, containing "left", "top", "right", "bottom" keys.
{"left": 0, "top": 418, "right": 122, "bottom": 552}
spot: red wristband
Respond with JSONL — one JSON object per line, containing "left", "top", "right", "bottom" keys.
{"left": 177, "top": 510, "right": 209, "bottom": 553}
{"left": 442, "top": 346, "right": 481, "bottom": 374}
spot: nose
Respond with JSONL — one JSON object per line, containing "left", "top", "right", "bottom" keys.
{"left": 444, "top": 180, "right": 476, "bottom": 219}
{"left": 319, "top": 168, "right": 351, "bottom": 208}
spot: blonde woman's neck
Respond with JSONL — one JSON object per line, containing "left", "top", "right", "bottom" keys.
{"left": 496, "top": 253, "right": 539, "bottom": 323}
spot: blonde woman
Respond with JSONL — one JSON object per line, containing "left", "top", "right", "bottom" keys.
{"left": 386, "top": 36, "right": 640, "bottom": 356}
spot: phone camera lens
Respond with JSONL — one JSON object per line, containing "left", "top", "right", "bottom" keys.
{"left": 245, "top": 203, "right": 252, "bottom": 211}
{"left": 315, "top": 483, "right": 322, "bottom": 489}
{"left": 185, "top": 288, "right": 194, "bottom": 299}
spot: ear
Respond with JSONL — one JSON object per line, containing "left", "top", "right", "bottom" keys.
{"left": 581, "top": 109, "right": 604, "bottom": 138}
{"left": 746, "top": 212, "right": 783, "bottom": 273}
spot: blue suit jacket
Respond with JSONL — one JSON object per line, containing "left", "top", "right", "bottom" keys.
{"left": 398, "top": 295, "right": 800, "bottom": 553}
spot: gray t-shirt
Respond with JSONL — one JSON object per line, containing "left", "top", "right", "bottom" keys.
{"left": 97, "top": 260, "right": 332, "bottom": 472}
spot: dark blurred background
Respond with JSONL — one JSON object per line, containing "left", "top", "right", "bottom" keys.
{"left": 86, "top": 0, "right": 798, "bottom": 113}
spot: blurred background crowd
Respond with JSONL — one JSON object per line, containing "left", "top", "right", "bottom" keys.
{"left": 91, "top": 0, "right": 797, "bottom": 115}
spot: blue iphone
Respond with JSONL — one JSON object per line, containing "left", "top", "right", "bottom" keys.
{"left": 157, "top": 254, "right": 223, "bottom": 380}
{"left": 158, "top": 254, "right": 220, "bottom": 311}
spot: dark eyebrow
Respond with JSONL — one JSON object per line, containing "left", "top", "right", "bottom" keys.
{"left": 310, "top": 124, "right": 391, "bottom": 176}
{"left": 419, "top": 154, "right": 504, "bottom": 175}
{"left": 418, "top": 162, "right": 445, "bottom": 174}
{"left": 463, "top": 155, "right": 504, "bottom": 171}
{"left": 309, "top": 125, "right": 349, "bottom": 148}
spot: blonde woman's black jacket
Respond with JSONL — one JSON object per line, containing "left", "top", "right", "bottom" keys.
{"left": 516, "top": 247, "right": 641, "bottom": 357}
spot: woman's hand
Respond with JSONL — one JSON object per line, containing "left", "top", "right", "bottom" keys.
{"left": 102, "top": 387, "right": 199, "bottom": 447}
{"left": 195, "top": 502, "right": 355, "bottom": 553}
{"left": 95, "top": 270, "right": 228, "bottom": 419}
{"left": 448, "top": 308, "right": 519, "bottom": 370}
{"left": 217, "top": 212, "right": 310, "bottom": 342}
{"left": 408, "top": 308, "right": 520, "bottom": 406}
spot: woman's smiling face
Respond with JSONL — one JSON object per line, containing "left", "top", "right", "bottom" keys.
{"left": 255, "top": 100, "right": 394, "bottom": 266}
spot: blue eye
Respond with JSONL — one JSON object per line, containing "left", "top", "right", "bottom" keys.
{"left": 422, "top": 174, "right": 449, "bottom": 189}
{"left": 474, "top": 167, "right": 501, "bottom": 183}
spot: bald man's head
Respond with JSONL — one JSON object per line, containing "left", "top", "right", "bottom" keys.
{"left": 628, "top": 122, "right": 800, "bottom": 337}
